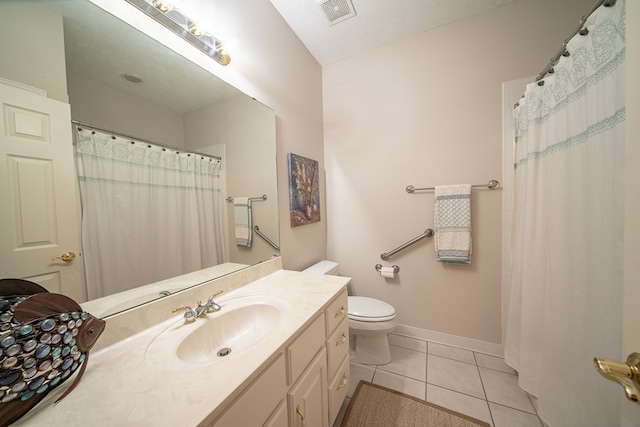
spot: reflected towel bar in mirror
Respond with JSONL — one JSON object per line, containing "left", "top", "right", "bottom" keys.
{"left": 406, "top": 179, "right": 500, "bottom": 194}
{"left": 226, "top": 195, "right": 268, "bottom": 202}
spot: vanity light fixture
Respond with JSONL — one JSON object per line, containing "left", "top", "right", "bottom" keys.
{"left": 125, "top": 0, "right": 231, "bottom": 66}
{"left": 151, "top": 0, "right": 172, "bottom": 13}
{"left": 187, "top": 23, "right": 204, "bottom": 37}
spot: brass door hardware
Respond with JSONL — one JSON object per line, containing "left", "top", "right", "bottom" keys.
{"left": 336, "top": 373, "right": 348, "bottom": 390}
{"left": 51, "top": 251, "right": 76, "bottom": 262}
{"left": 594, "top": 353, "right": 640, "bottom": 404}
{"left": 296, "top": 404, "right": 305, "bottom": 422}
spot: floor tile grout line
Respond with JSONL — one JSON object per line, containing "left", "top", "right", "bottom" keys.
{"left": 474, "top": 361, "right": 497, "bottom": 427}
{"left": 475, "top": 366, "right": 539, "bottom": 416}
{"left": 390, "top": 333, "right": 507, "bottom": 361}
{"left": 524, "top": 391, "right": 546, "bottom": 425}
{"left": 489, "top": 401, "right": 546, "bottom": 425}
{"left": 375, "top": 364, "right": 427, "bottom": 384}
{"left": 425, "top": 351, "right": 429, "bottom": 401}
{"left": 427, "top": 381, "right": 495, "bottom": 404}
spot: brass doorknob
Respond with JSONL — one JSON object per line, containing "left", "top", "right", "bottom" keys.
{"left": 51, "top": 252, "right": 76, "bottom": 262}
{"left": 594, "top": 352, "right": 640, "bottom": 404}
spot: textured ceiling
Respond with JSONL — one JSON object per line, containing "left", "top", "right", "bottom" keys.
{"left": 269, "top": 0, "right": 518, "bottom": 65}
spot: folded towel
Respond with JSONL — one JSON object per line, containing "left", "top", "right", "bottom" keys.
{"left": 434, "top": 184, "right": 472, "bottom": 264}
{"left": 234, "top": 197, "right": 253, "bottom": 248}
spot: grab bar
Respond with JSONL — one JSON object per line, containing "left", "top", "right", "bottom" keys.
{"left": 406, "top": 179, "right": 500, "bottom": 194}
{"left": 381, "top": 229, "right": 433, "bottom": 261}
{"left": 226, "top": 194, "right": 267, "bottom": 202}
{"left": 254, "top": 225, "right": 280, "bottom": 251}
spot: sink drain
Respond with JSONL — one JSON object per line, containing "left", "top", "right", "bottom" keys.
{"left": 217, "top": 347, "right": 232, "bottom": 357}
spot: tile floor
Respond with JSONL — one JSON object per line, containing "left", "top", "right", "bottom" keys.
{"left": 333, "top": 333, "right": 544, "bottom": 427}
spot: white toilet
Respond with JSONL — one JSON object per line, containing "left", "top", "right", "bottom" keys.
{"left": 303, "top": 261, "right": 397, "bottom": 365}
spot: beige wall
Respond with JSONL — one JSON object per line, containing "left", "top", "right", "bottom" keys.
{"left": 0, "top": 3, "right": 68, "bottom": 102}
{"left": 323, "top": 0, "right": 594, "bottom": 344}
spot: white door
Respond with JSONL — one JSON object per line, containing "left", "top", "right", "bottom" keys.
{"left": 620, "top": 2, "right": 640, "bottom": 425}
{"left": 0, "top": 79, "right": 84, "bottom": 302}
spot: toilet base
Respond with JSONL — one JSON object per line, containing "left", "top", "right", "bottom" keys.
{"left": 349, "top": 333, "right": 392, "bottom": 365}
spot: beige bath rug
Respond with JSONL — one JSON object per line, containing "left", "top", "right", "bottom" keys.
{"left": 341, "top": 381, "right": 490, "bottom": 427}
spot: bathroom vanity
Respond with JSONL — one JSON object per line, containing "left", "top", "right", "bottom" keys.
{"left": 12, "top": 258, "right": 350, "bottom": 426}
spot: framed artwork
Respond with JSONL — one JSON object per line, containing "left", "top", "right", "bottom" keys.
{"left": 288, "top": 153, "right": 320, "bottom": 227}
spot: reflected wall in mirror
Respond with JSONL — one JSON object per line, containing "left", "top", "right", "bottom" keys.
{"left": 0, "top": 0, "right": 279, "bottom": 319}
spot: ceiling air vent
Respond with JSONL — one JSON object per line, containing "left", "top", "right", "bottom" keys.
{"left": 318, "top": 0, "right": 356, "bottom": 26}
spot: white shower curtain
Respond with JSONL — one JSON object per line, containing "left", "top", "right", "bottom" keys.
{"left": 75, "top": 128, "right": 225, "bottom": 300}
{"left": 504, "top": 1, "right": 626, "bottom": 426}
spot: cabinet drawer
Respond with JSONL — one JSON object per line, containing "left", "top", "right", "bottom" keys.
{"left": 287, "top": 314, "right": 325, "bottom": 385}
{"left": 212, "top": 353, "right": 286, "bottom": 427}
{"left": 325, "top": 289, "right": 348, "bottom": 336}
{"left": 328, "top": 356, "right": 350, "bottom": 425}
{"left": 326, "top": 318, "right": 349, "bottom": 377}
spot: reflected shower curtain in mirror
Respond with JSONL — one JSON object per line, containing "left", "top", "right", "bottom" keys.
{"left": 75, "top": 128, "right": 225, "bottom": 300}
{"left": 504, "top": 1, "right": 625, "bottom": 426}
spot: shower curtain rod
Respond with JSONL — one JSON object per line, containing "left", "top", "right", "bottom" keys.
{"left": 71, "top": 120, "right": 222, "bottom": 161}
{"left": 535, "top": 0, "right": 615, "bottom": 82}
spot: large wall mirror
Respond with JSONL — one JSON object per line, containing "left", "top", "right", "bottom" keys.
{"left": 0, "top": 0, "right": 279, "bottom": 318}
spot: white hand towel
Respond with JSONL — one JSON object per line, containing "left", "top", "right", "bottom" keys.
{"left": 434, "top": 184, "right": 472, "bottom": 264}
{"left": 234, "top": 197, "right": 253, "bottom": 247}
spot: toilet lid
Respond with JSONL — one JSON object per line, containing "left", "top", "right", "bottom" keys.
{"left": 348, "top": 296, "right": 396, "bottom": 322}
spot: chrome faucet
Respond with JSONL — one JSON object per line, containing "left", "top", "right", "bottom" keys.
{"left": 171, "top": 305, "right": 197, "bottom": 324}
{"left": 173, "top": 290, "right": 224, "bottom": 324}
{"left": 196, "top": 290, "right": 224, "bottom": 316}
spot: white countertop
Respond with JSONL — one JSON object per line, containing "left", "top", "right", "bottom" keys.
{"left": 13, "top": 270, "right": 349, "bottom": 426}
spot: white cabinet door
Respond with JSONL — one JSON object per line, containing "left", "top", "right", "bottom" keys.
{"left": 288, "top": 348, "right": 328, "bottom": 427}
{"left": 0, "top": 79, "right": 84, "bottom": 301}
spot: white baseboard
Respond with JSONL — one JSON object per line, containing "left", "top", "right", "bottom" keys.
{"left": 393, "top": 324, "right": 504, "bottom": 357}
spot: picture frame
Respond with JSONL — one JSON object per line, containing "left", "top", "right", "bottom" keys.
{"left": 288, "top": 153, "right": 320, "bottom": 227}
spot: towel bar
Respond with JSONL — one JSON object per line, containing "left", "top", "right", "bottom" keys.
{"left": 226, "top": 194, "right": 267, "bottom": 202}
{"left": 381, "top": 229, "right": 434, "bottom": 261}
{"left": 406, "top": 179, "right": 500, "bottom": 194}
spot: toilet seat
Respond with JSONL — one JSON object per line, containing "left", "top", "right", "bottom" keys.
{"left": 348, "top": 296, "right": 396, "bottom": 322}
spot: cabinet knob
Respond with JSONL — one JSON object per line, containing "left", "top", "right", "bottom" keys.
{"left": 296, "top": 404, "right": 305, "bottom": 423}
{"left": 335, "top": 333, "right": 347, "bottom": 346}
{"left": 334, "top": 306, "right": 346, "bottom": 318}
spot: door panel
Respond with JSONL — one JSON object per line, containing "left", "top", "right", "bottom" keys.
{"left": 0, "top": 80, "right": 84, "bottom": 302}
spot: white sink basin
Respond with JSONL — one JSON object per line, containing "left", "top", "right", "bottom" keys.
{"left": 145, "top": 295, "right": 288, "bottom": 370}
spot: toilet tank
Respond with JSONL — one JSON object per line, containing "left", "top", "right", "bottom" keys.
{"left": 302, "top": 260, "right": 339, "bottom": 275}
